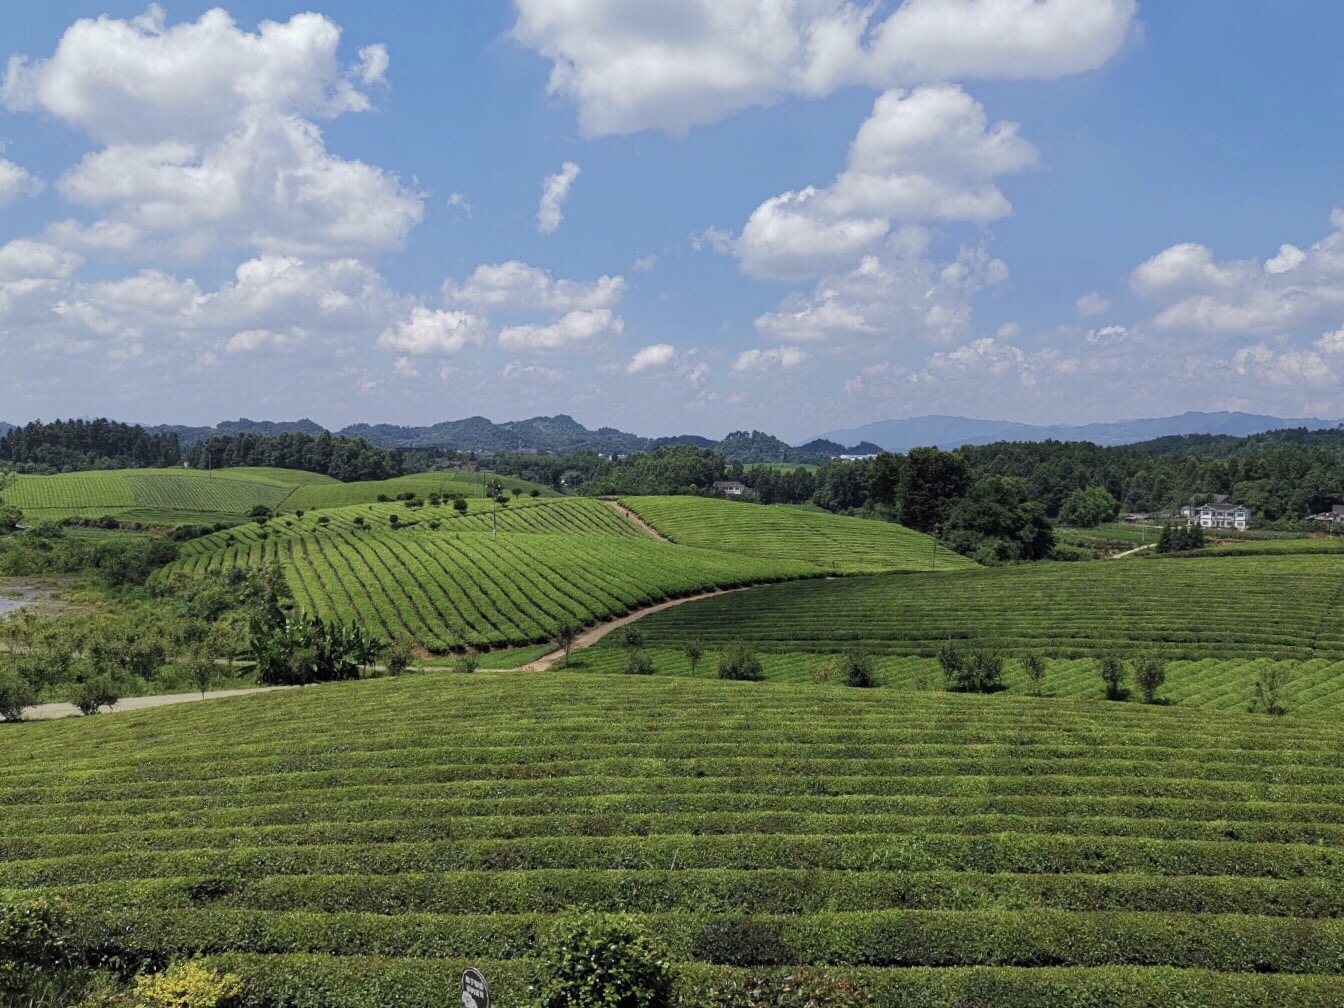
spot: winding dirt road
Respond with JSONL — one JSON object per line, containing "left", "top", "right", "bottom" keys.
{"left": 605, "top": 499, "right": 671, "bottom": 541}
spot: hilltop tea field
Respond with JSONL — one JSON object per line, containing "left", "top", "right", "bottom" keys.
{"left": 7, "top": 674, "right": 1344, "bottom": 1006}
{"left": 155, "top": 495, "right": 963, "bottom": 650}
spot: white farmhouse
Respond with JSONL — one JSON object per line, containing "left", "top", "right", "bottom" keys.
{"left": 1180, "top": 494, "right": 1251, "bottom": 530}
{"left": 712, "top": 480, "right": 747, "bottom": 496}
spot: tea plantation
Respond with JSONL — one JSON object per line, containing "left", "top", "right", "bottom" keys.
{"left": 6, "top": 673, "right": 1344, "bottom": 1006}
{"left": 615, "top": 553, "right": 1344, "bottom": 660}
{"left": 157, "top": 497, "right": 959, "bottom": 650}
{"left": 621, "top": 496, "right": 975, "bottom": 573}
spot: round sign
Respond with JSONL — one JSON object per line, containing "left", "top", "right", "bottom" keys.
{"left": 461, "top": 967, "right": 490, "bottom": 1008}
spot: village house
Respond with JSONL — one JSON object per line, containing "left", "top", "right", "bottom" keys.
{"left": 1180, "top": 494, "right": 1251, "bottom": 530}
{"left": 713, "top": 480, "right": 747, "bottom": 496}
{"left": 1308, "top": 504, "right": 1344, "bottom": 524}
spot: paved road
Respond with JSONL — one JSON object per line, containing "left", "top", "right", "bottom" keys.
{"left": 24, "top": 686, "right": 293, "bottom": 722}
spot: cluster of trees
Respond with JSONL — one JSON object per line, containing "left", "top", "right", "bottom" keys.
{"left": 0, "top": 566, "right": 290, "bottom": 721}
{"left": 0, "top": 419, "right": 181, "bottom": 473}
{"left": 184, "top": 431, "right": 403, "bottom": 481}
{"left": 0, "top": 524, "right": 179, "bottom": 584}
{"left": 1157, "top": 523, "right": 1207, "bottom": 553}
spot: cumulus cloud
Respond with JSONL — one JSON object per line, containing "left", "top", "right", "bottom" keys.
{"left": 512, "top": 0, "right": 1136, "bottom": 136}
{"left": 0, "top": 240, "right": 83, "bottom": 281}
{"left": 0, "top": 157, "right": 43, "bottom": 207}
{"left": 3, "top": 8, "right": 422, "bottom": 258}
{"left": 753, "top": 226, "right": 1008, "bottom": 347}
{"left": 537, "top": 161, "right": 580, "bottom": 234}
{"left": 378, "top": 306, "right": 486, "bottom": 356}
{"left": 627, "top": 343, "right": 676, "bottom": 373}
{"left": 498, "top": 308, "right": 622, "bottom": 351}
{"left": 1130, "top": 212, "right": 1344, "bottom": 337}
{"left": 1076, "top": 291, "right": 1111, "bottom": 317}
{"left": 732, "top": 345, "right": 808, "bottom": 373}
{"left": 736, "top": 85, "right": 1036, "bottom": 280}
{"left": 446, "top": 260, "right": 624, "bottom": 312}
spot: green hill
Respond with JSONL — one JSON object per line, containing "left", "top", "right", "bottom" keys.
{"left": 283, "top": 471, "right": 557, "bottom": 512}
{"left": 621, "top": 496, "right": 972, "bottom": 573}
{"left": 5, "top": 673, "right": 1344, "bottom": 1006}
{"left": 158, "top": 497, "right": 819, "bottom": 650}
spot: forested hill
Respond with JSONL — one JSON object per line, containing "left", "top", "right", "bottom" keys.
{"left": 1129, "top": 427, "right": 1344, "bottom": 457}
{"left": 0, "top": 420, "right": 403, "bottom": 481}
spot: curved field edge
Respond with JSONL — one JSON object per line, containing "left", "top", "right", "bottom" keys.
{"left": 7, "top": 674, "right": 1344, "bottom": 1005}
{"left": 608, "top": 553, "right": 1344, "bottom": 661}
{"left": 620, "top": 495, "right": 975, "bottom": 574}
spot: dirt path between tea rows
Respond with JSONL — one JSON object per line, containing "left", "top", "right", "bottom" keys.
{"left": 23, "top": 686, "right": 295, "bottom": 722}
{"left": 605, "top": 500, "right": 672, "bottom": 542}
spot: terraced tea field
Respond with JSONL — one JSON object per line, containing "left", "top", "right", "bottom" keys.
{"left": 615, "top": 554, "right": 1344, "bottom": 660}
{"left": 6, "top": 673, "right": 1344, "bottom": 1006}
{"left": 3, "top": 467, "right": 337, "bottom": 525}
{"left": 283, "top": 471, "right": 556, "bottom": 512}
{"left": 623, "top": 496, "right": 974, "bottom": 573}
{"left": 158, "top": 497, "right": 822, "bottom": 649}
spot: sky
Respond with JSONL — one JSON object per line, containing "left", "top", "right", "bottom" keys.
{"left": 1, "top": 1, "right": 1343, "bottom": 441}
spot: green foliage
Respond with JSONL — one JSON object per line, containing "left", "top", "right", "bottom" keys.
{"left": 626, "top": 650, "right": 656, "bottom": 676}
{"left": 0, "top": 671, "right": 36, "bottom": 721}
{"left": 554, "top": 622, "right": 580, "bottom": 657}
{"left": 941, "top": 476, "right": 1055, "bottom": 564}
{"left": 1020, "top": 653, "right": 1047, "bottom": 697}
{"left": 1097, "top": 654, "right": 1128, "bottom": 701}
{"left": 1250, "top": 665, "right": 1291, "bottom": 716}
{"left": 1157, "top": 523, "right": 1207, "bottom": 553}
{"left": 1133, "top": 655, "right": 1167, "bottom": 704}
{"left": 698, "top": 971, "right": 871, "bottom": 1008}
{"left": 0, "top": 504, "right": 22, "bottom": 532}
{"left": 529, "top": 914, "right": 672, "bottom": 1008}
{"left": 683, "top": 641, "right": 705, "bottom": 675}
{"left": 451, "top": 652, "right": 481, "bottom": 675}
{"left": 941, "top": 647, "right": 1005, "bottom": 694}
{"left": 0, "top": 896, "right": 74, "bottom": 989}
{"left": 380, "top": 638, "right": 416, "bottom": 677}
{"left": 718, "top": 642, "right": 764, "bottom": 681}
{"left": 839, "top": 650, "right": 875, "bottom": 688}
{"left": 67, "top": 675, "right": 120, "bottom": 716}
{"left": 250, "top": 616, "right": 378, "bottom": 686}
{"left": 1058, "top": 486, "right": 1121, "bottom": 528}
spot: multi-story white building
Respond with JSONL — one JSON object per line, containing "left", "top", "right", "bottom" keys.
{"left": 1180, "top": 494, "right": 1251, "bottom": 530}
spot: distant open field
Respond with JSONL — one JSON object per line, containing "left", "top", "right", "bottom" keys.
{"left": 3, "top": 467, "right": 336, "bottom": 525}
{"left": 6, "top": 673, "right": 1344, "bottom": 1006}
{"left": 622, "top": 496, "right": 973, "bottom": 574}
{"left": 613, "top": 553, "right": 1344, "bottom": 660}
{"left": 1, "top": 467, "right": 556, "bottom": 527}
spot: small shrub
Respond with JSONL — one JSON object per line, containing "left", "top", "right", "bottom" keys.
{"left": 0, "top": 895, "right": 74, "bottom": 984}
{"left": 529, "top": 914, "right": 672, "bottom": 1008}
{"left": 1133, "top": 655, "right": 1167, "bottom": 704}
{"left": 626, "top": 650, "right": 656, "bottom": 675}
{"left": 68, "top": 675, "right": 120, "bottom": 716}
{"left": 316, "top": 515, "right": 330, "bottom": 526}
{"left": 683, "top": 641, "right": 705, "bottom": 675}
{"left": 1097, "top": 654, "right": 1128, "bottom": 701}
{"left": 718, "top": 643, "right": 764, "bottom": 682}
{"left": 133, "top": 962, "right": 242, "bottom": 1008}
{"left": 1249, "top": 664, "right": 1291, "bottom": 716}
{"left": 1020, "top": 653, "right": 1047, "bottom": 697}
{"left": 453, "top": 498, "right": 469, "bottom": 514}
{"left": 0, "top": 671, "right": 36, "bottom": 722}
{"left": 381, "top": 639, "right": 416, "bottom": 677}
{"left": 617, "top": 626, "right": 646, "bottom": 651}
{"left": 944, "top": 649, "right": 1005, "bottom": 694}
{"left": 554, "top": 622, "right": 580, "bottom": 658}
{"left": 452, "top": 652, "right": 480, "bottom": 674}
{"left": 840, "top": 650, "right": 875, "bottom": 688}
{"left": 810, "top": 659, "right": 837, "bottom": 684}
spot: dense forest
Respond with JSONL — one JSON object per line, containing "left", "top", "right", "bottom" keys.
{"left": 0, "top": 420, "right": 405, "bottom": 482}
{"left": 0, "top": 419, "right": 181, "bottom": 472}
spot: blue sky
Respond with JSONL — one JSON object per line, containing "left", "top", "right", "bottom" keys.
{"left": 2, "top": 1, "right": 1343, "bottom": 440}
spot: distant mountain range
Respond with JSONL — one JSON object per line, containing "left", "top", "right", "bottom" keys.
{"left": 5, "top": 411, "right": 1341, "bottom": 462}
{"left": 818, "top": 411, "right": 1344, "bottom": 453}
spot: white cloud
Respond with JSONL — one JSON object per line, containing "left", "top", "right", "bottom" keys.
{"left": 512, "top": 0, "right": 1135, "bottom": 136}
{"left": 0, "top": 240, "right": 83, "bottom": 281}
{"left": 498, "top": 307, "right": 622, "bottom": 351}
{"left": 1076, "top": 291, "right": 1111, "bottom": 317}
{"left": 378, "top": 306, "right": 486, "bottom": 356}
{"left": 1233, "top": 343, "right": 1334, "bottom": 388}
{"left": 445, "top": 192, "right": 473, "bottom": 216}
{"left": 1130, "top": 213, "right": 1344, "bottom": 336}
{"left": 4, "top": 8, "right": 421, "bottom": 258}
{"left": 632, "top": 254, "right": 658, "bottom": 272}
{"left": 736, "top": 85, "right": 1036, "bottom": 280}
{"left": 537, "top": 161, "right": 580, "bottom": 234}
{"left": 0, "top": 157, "right": 43, "bottom": 207}
{"left": 627, "top": 343, "right": 677, "bottom": 373}
{"left": 446, "top": 261, "right": 624, "bottom": 312}
{"left": 732, "top": 345, "right": 808, "bottom": 373}
{"left": 753, "top": 227, "right": 1008, "bottom": 347}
